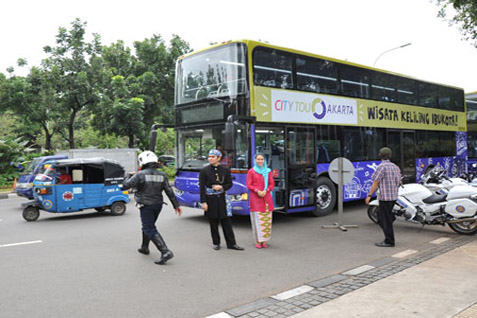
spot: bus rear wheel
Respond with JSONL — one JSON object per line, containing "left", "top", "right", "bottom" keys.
{"left": 312, "top": 177, "right": 336, "bottom": 217}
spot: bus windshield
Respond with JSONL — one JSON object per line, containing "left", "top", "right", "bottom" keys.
{"left": 175, "top": 43, "right": 247, "bottom": 105}
{"left": 177, "top": 125, "right": 249, "bottom": 171}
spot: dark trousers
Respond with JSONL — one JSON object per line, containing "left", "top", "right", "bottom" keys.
{"left": 208, "top": 217, "right": 236, "bottom": 247}
{"left": 378, "top": 200, "right": 396, "bottom": 245}
{"left": 140, "top": 204, "right": 163, "bottom": 239}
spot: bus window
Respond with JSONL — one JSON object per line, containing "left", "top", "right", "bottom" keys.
{"left": 296, "top": 56, "right": 338, "bottom": 94}
{"left": 177, "top": 125, "right": 248, "bottom": 170}
{"left": 339, "top": 65, "right": 370, "bottom": 98}
{"left": 371, "top": 72, "right": 396, "bottom": 102}
{"left": 316, "top": 125, "right": 340, "bottom": 163}
{"left": 439, "top": 86, "right": 464, "bottom": 111}
{"left": 343, "top": 127, "right": 385, "bottom": 161}
{"left": 467, "top": 100, "right": 477, "bottom": 157}
{"left": 287, "top": 128, "right": 314, "bottom": 165}
{"left": 253, "top": 47, "right": 293, "bottom": 89}
{"left": 175, "top": 43, "right": 246, "bottom": 105}
{"left": 396, "top": 77, "right": 418, "bottom": 105}
{"left": 416, "top": 131, "right": 456, "bottom": 158}
{"left": 418, "top": 82, "right": 438, "bottom": 107}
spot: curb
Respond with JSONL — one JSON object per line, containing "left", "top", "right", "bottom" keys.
{"left": 0, "top": 193, "right": 18, "bottom": 200}
{"left": 205, "top": 235, "right": 475, "bottom": 318}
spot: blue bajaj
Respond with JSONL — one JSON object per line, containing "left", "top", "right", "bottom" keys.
{"left": 22, "top": 158, "right": 130, "bottom": 221}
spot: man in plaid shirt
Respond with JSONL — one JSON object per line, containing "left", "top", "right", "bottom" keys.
{"left": 365, "top": 147, "right": 401, "bottom": 247}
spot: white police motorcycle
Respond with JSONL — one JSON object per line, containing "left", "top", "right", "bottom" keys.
{"left": 420, "top": 165, "right": 470, "bottom": 194}
{"left": 367, "top": 178, "right": 477, "bottom": 235}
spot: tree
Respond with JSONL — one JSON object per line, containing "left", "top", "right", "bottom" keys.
{"left": 42, "top": 18, "right": 103, "bottom": 148}
{"left": 104, "top": 75, "right": 145, "bottom": 147}
{"left": 435, "top": 0, "right": 477, "bottom": 47}
{"left": 133, "top": 35, "right": 191, "bottom": 130}
{"left": 0, "top": 67, "right": 60, "bottom": 150}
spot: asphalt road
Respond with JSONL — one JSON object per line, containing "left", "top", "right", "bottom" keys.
{"left": 0, "top": 196, "right": 459, "bottom": 318}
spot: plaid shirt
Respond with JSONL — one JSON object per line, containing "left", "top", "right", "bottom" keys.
{"left": 371, "top": 160, "right": 401, "bottom": 201}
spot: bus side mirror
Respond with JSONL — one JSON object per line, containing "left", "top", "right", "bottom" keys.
{"left": 224, "top": 121, "right": 235, "bottom": 152}
{"left": 149, "top": 129, "right": 158, "bottom": 152}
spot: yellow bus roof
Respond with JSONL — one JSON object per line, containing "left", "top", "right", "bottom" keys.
{"left": 179, "top": 39, "right": 464, "bottom": 91}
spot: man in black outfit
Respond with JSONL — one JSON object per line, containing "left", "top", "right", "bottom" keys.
{"left": 199, "top": 149, "right": 243, "bottom": 251}
{"left": 123, "top": 151, "right": 182, "bottom": 265}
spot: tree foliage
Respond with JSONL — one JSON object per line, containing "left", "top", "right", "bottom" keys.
{"left": 42, "top": 18, "right": 103, "bottom": 148}
{"left": 436, "top": 0, "right": 477, "bottom": 47}
{"left": 0, "top": 19, "right": 192, "bottom": 158}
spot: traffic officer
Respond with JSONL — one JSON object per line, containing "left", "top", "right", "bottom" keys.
{"left": 123, "top": 151, "right": 182, "bottom": 265}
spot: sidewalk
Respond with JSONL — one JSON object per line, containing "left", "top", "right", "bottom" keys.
{"left": 0, "top": 192, "right": 17, "bottom": 200}
{"left": 206, "top": 236, "right": 477, "bottom": 318}
{"left": 291, "top": 239, "right": 477, "bottom": 318}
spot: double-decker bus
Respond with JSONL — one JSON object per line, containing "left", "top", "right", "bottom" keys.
{"left": 466, "top": 92, "right": 477, "bottom": 167}
{"left": 172, "top": 40, "right": 466, "bottom": 216}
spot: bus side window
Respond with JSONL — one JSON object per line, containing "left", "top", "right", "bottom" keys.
{"left": 253, "top": 47, "right": 293, "bottom": 89}
{"left": 339, "top": 65, "right": 370, "bottom": 98}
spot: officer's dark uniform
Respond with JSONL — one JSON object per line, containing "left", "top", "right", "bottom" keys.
{"left": 123, "top": 163, "right": 179, "bottom": 264}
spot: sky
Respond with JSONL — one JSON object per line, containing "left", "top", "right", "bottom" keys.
{"left": 1, "top": 0, "right": 476, "bottom": 93}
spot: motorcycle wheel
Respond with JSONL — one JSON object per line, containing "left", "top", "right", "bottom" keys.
{"left": 448, "top": 219, "right": 477, "bottom": 235}
{"left": 367, "top": 205, "right": 379, "bottom": 224}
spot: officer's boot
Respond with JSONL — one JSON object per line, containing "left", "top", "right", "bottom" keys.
{"left": 150, "top": 233, "right": 174, "bottom": 265}
{"left": 138, "top": 232, "right": 150, "bottom": 255}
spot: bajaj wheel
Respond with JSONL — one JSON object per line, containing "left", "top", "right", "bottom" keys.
{"left": 95, "top": 207, "right": 106, "bottom": 212}
{"left": 110, "top": 202, "right": 126, "bottom": 216}
{"left": 23, "top": 207, "right": 40, "bottom": 222}
{"left": 367, "top": 205, "right": 379, "bottom": 224}
{"left": 448, "top": 219, "right": 477, "bottom": 235}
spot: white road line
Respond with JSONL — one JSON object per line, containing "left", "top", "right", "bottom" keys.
{"left": 271, "top": 285, "right": 315, "bottom": 301}
{"left": 203, "top": 312, "right": 232, "bottom": 318}
{"left": 0, "top": 240, "right": 43, "bottom": 248}
{"left": 430, "top": 237, "right": 451, "bottom": 244}
{"left": 392, "top": 249, "right": 418, "bottom": 258}
{"left": 343, "top": 265, "right": 375, "bottom": 276}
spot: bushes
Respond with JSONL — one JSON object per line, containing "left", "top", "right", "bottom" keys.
{"left": 0, "top": 138, "right": 27, "bottom": 187}
{"left": 159, "top": 165, "right": 176, "bottom": 181}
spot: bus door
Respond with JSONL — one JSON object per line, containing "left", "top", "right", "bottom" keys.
{"left": 388, "top": 130, "right": 416, "bottom": 182}
{"left": 254, "top": 127, "right": 286, "bottom": 210}
{"left": 286, "top": 127, "right": 316, "bottom": 210}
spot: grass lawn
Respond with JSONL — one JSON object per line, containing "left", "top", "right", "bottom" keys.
{"left": 0, "top": 184, "right": 14, "bottom": 193}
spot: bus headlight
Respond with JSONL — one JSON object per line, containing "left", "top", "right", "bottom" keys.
{"left": 174, "top": 188, "right": 184, "bottom": 196}
{"left": 230, "top": 193, "right": 248, "bottom": 201}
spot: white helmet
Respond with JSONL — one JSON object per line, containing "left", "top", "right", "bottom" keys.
{"left": 138, "top": 151, "right": 158, "bottom": 167}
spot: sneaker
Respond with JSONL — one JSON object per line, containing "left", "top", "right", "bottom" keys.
{"left": 375, "top": 241, "right": 395, "bottom": 247}
{"left": 261, "top": 242, "right": 268, "bottom": 248}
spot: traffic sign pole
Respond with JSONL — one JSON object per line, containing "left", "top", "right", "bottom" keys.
{"left": 322, "top": 157, "right": 359, "bottom": 232}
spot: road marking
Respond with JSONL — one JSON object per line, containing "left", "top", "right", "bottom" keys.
{"left": 430, "top": 237, "right": 450, "bottom": 244}
{"left": 392, "top": 249, "right": 418, "bottom": 258}
{"left": 343, "top": 265, "right": 375, "bottom": 276}
{"left": 271, "top": 285, "right": 315, "bottom": 301}
{"left": 204, "top": 312, "right": 232, "bottom": 318}
{"left": 0, "top": 240, "right": 43, "bottom": 248}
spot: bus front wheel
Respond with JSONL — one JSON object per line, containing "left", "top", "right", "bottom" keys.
{"left": 312, "top": 177, "right": 336, "bottom": 217}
